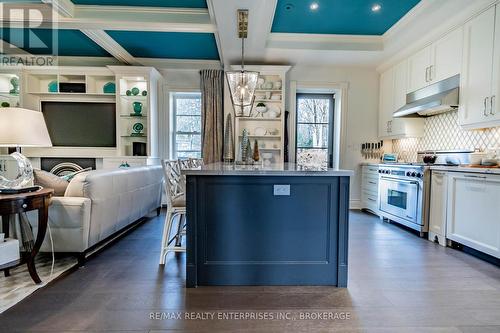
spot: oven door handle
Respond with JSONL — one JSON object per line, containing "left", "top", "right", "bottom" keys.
{"left": 380, "top": 177, "right": 420, "bottom": 185}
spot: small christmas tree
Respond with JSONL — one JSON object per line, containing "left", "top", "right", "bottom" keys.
{"left": 253, "top": 140, "right": 260, "bottom": 162}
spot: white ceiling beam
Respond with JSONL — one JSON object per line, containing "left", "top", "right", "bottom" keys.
{"left": 41, "top": 0, "right": 75, "bottom": 17}
{"left": 80, "top": 29, "right": 140, "bottom": 65}
{"left": 0, "top": 4, "right": 216, "bottom": 33}
{"left": 206, "top": 0, "right": 224, "bottom": 67}
{"left": 267, "top": 33, "right": 384, "bottom": 51}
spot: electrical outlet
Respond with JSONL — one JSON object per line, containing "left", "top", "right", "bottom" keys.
{"left": 273, "top": 184, "right": 290, "bottom": 196}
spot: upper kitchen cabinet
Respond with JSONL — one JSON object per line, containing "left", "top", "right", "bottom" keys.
{"left": 407, "top": 27, "right": 463, "bottom": 93}
{"left": 460, "top": 5, "right": 500, "bottom": 129}
{"left": 378, "top": 62, "right": 424, "bottom": 139}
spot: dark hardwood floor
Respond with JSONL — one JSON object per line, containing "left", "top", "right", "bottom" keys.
{"left": 1, "top": 210, "right": 499, "bottom": 332}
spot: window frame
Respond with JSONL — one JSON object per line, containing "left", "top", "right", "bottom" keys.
{"left": 171, "top": 92, "right": 202, "bottom": 159}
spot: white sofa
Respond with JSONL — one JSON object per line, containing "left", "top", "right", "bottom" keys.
{"left": 31, "top": 166, "right": 163, "bottom": 262}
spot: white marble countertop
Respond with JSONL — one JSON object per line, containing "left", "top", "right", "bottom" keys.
{"left": 430, "top": 165, "right": 500, "bottom": 175}
{"left": 182, "top": 162, "right": 354, "bottom": 177}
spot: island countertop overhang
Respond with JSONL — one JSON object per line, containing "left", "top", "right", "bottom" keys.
{"left": 182, "top": 162, "right": 354, "bottom": 177}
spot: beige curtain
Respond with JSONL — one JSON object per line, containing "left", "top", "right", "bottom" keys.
{"left": 200, "top": 69, "right": 224, "bottom": 164}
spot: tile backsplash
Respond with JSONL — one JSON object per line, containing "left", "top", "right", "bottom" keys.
{"left": 392, "top": 110, "right": 500, "bottom": 162}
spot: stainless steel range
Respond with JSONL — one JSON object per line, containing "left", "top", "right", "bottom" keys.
{"left": 378, "top": 164, "right": 429, "bottom": 236}
{"left": 377, "top": 150, "right": 473, "bottom": 236}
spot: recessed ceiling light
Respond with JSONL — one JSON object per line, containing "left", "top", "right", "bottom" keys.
{"left": 310, "top": 2, "right": 319, "bottom": 11}
{"left": 371, "top": 4, "right": 381, "bottom": 12}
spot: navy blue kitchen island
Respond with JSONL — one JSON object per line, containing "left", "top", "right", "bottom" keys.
{"left": 184, "top": 163, "right": 353, "bottom": 288}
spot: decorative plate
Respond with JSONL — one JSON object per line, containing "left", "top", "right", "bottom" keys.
{"left": 131, "top": 87, "right": 140, "bottom": 96}
{"left": 254, "top": 127, "right": 267, "bottom": 136}
{"left": 132, "top": 122, "right": 144, "bottom": 135}
{"left": 126, "top": 90, "right": 132, "bottom": 96}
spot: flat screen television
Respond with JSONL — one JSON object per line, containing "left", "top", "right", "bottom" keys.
{"left": 41, "top": 101, "right": 116, "bottom": 147}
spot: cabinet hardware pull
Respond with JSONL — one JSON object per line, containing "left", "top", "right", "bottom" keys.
{"left": 425, "top": 67, "right": 429, "bottom": 82}
{"left": 369, "top": 181, "right": 377, "bottom": 185}
{"left": 490, "top": 95, "right": 495, "bottom": 115}
{"left": 368, "top": 198, "right": 376, "bottom": 202}
{"left": 429, "top": 65, "right": 433, "bottom": 81}
{"left": 464, "top": 174, "right": 487, "bottom": 179}
{"left": 484, "top": 97, "right": 489, "bottom": 116}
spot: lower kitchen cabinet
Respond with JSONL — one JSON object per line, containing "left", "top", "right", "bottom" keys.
{"left": 429, "top": 170, "right": 448, "bottom": 246}
{"left": 361, "top": 165, "right": 379, "bottom": 215}
{"left": 446, "top": 172, "right": 500, "bottom": 259}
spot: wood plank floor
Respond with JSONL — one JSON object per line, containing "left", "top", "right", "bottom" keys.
{"left": 0, "top": 210, "right": 499, "bottom": 332}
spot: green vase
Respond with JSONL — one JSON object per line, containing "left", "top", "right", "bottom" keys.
{"left": 132, "top": 101, "right": 143, "bottom": 116}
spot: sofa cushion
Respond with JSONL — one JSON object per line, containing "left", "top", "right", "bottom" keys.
{"left": 33, "top": 169, "right": 69, "bottom": 196}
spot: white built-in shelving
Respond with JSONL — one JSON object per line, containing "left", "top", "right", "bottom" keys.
{"left": 228, "top": 65, "right": 290, "bottom": 164}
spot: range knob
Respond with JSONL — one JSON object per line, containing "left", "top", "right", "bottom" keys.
{"left": 378, "top": 170, "right": 382, "bottom": 173}
{"left": 385, "top": 170, "right": 390, "bottom": 174}
{"left": 411, "top": 172, "right": 417, "bottom": 177}
{"left": 406, "top": 171, "right": 411, "bottom": 176}
{"left": 416, "top": 172, "right": 422, "bottom": 178}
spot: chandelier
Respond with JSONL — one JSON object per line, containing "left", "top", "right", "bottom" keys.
{"left": 226, "top": 9, "right": 259, "bottom": 117}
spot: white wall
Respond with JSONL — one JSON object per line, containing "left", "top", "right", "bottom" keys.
{"left": 286, "top": 66, "right": 384, "bottom": 206}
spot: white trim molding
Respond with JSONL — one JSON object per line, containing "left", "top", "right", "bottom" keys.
{"left": 41, "top": 0, "right": 75, "bottom": 17}
{"left": 267, "top": 33, "right": 383, "bottom": 51}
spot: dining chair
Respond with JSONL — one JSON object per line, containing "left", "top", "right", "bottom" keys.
{"left": 188, "top": 157, "right": 204, "bottom": 168}
{"left": 159, "top": 159, "right": 186, "bottom": 265}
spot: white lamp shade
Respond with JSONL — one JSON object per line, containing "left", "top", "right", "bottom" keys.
{"left": 0, "top": 108, "right": 52, "bottom": 147}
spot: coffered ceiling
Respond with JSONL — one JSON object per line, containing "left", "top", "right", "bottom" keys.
{"left": 0, "top": 0, "right": 495, "bottom": 68}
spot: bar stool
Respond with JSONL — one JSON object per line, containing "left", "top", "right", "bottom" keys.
{"left": 159, "top": 159, "right": 186, "bottom": 265}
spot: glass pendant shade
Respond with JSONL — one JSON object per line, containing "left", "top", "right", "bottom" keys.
{"left": 226, "top": 70, "right": 259, "bottom": 117}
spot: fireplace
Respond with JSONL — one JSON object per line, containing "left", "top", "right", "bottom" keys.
{"left": 41, "top": 158, "right": 96, "bottom": 176}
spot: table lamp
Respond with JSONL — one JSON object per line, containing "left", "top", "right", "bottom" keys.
{"left": 0, "top": 108, "right": 52, "bottom": 192}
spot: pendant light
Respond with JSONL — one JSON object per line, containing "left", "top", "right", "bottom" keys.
{"left": 226, "top": 9, "right": 259, "bottom": 117}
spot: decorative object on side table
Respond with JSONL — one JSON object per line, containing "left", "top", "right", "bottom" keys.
{"left": 131, "top": 122, "right": 144, "bottom": 136}
{"left": 223, "top": 113, "right": 235, "bottom": 162}
{"left": 102, "top": 82, "right": 116, "bottom": 94}
{"left": 131, "top": 87, "right": 140, "bottom": 96}
{"left": 0, "top": 108, "right": 52, "bottom": 192}
{"left": 131, "top": 101, "right": 143, "bottom": 116}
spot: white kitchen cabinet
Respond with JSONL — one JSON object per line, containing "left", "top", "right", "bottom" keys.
{"left": 432, "top": 26, "right": 463, "bottom": 82}
{"left": 361, "top": 165, "right": 380, "bottom": 215}
{"left": 378, "top": 65, "right": 424, "bottom": 139}
{"left": 407, "top": 27, "right": 463, "bottom": 93}
{"left": 446, "top": 172, "right": 500, "bottom": 259}
{"left": 428, "top": 171, "right": 448, "bottom": 246}
{"left": 407, "top": 46, "right": 432, "bottom": 92}
{"left": 460, "top": 5, "right": 500, "bottom": 129}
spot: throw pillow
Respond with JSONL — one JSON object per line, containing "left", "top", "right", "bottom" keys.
{"left": 60, "top": 167, "right": 92, "bottom": 182}
{"left": 33, "top": 169, "right": 69, "bottom": 196}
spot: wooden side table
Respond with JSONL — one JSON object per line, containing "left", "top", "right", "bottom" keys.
{"left": 0, "top": 188, "right": 53, "bottom": 284}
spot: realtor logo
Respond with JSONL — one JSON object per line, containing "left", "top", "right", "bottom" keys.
{"left": 0, "top": 2, "right": 57, "bottom": 66}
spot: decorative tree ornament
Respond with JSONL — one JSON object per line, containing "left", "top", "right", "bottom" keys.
{"left": 223, "top": 113, "right": 235, "bottom": 162}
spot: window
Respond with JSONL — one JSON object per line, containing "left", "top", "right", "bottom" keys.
{"left": 172, "top": 92, "right": 202, "bottom": 158}
{"left": 296, "top": 93, "right": 335, "bottom": 168}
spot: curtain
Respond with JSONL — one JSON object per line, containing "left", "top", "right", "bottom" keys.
{"left": 200, "top": 69, "right": 224, "bottom": 164}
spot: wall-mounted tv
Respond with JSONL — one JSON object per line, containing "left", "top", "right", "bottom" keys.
{"left": 41, "top": 101, "right": 116, "bottom": 147}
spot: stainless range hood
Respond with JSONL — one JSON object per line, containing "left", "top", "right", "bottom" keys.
{"left": 394, "top": 74, "right": 460, "bottom": 118}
